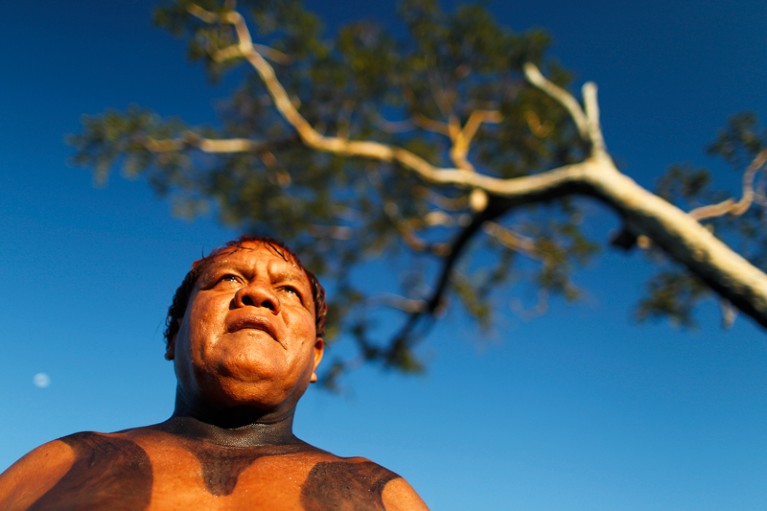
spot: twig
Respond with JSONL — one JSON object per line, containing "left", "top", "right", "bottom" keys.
{"left": 179, "top": 4, "right": 610, "bottom": 210}
{"left": 483, "top": 222, "right": 537, "bottom": 257}
{"left": 689, "top": 149, "right": 767, "bottom": 220}
{"left": 582, "top": 82, "right": 606, "bottom": 154}
{"left": 368, "top": 294, "right": 428, "bottom": 314}
{"left": 145, "top": 133, "right": 266, "bottom": 153}
{"left": 186, "top": 3, "right": 594, "bottom": 199}
{"left": 523, "top": 63, "right": 589, "bottom": 141}
{"left": 523, "top": 63, "right": 606, "bottom": 156}
{"left": 449, "top": 109, "right": 502, "bottom": 173}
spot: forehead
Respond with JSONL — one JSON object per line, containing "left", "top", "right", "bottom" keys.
{"left": 198, "top": 241, "right": 307, "bottom": 279}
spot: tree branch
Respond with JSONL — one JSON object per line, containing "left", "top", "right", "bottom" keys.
{"left": 412, "top": 113, "right": 450, "bottom": 136}
{"left": 180, "top": 3, "right": 767, "bottom": 330}
{"left": 449, "top": 109, "right": 502, "bottom": 173}
{"left": 483, "top": 221, "right": 537, "bottom": 257}
{"left": 523, "top": 63, "right": 589, "bottom": 142}
{"left": 383, "top": 195, "right": 514, "bottom": 353}
{"left": 524, "top": 63, "right": 605, "bottom": 156}
{"left": 188, "top": 3, "right": 584, "bottom": 199}
{"left": 368, "top": 294, "right": 428, "bottom": 314}
{"left": 582, "top": 82, "right": 606, "bottom": 155}
{"left": 689, "top": 149, "right": 767, "bottom": 220}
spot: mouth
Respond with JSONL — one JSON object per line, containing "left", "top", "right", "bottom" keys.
{"left": 226, "top": 316, "right": 285, "bottom": 349}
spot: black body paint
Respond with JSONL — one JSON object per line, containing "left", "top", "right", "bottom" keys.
{"left": 25, "top": 430, "right": 400, "bottom": 509}
{"left": 300, "top": 460, "right": 400, "bottom": 511}
{"left": 28, "top": 433, "right": 152, "bottom": 511}
{"left": 186, "top": 443, "right": 258, "bottom": 496}
{"left": 182, "top": 441, "right": 307, "bottom": 496}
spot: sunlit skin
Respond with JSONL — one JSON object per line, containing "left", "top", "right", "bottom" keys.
{"left": 169, "top": 242, "right": 324, "bottom": 425}
{"left": 0, "top": 240, "right": 428, "bottom": 510}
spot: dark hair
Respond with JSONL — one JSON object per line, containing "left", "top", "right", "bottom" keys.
{"left": 164, "top": 235, "right": 328, "bottom": 348}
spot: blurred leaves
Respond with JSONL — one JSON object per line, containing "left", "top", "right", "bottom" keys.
{"left": 646, "top": 112, "right": 767, "bottom": 327}
{"left": 71, "top": 0, "right": 767, "bottom": 386}
{"left": 636, "top": 271, "right": 709, "bottom": 328}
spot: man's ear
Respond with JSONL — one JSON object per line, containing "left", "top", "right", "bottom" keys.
{"left": 164, "top": 335, "right": 176, "bottom": 361}
{"left": 310, "top": 337, "right": 324, "bottom": 383}
{"left": 165, "top": 319, "right": 182, "bottom": 360}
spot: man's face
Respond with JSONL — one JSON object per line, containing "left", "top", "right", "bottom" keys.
{"left": 167, "top": 241, "right": 324, "bottom": 414}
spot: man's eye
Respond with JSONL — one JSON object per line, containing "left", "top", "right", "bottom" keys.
{"left": 218, "top": 274, "right": 239, "bottom": 283}
{"left": 280, "top": 286, "right": 300, "bottom": 298}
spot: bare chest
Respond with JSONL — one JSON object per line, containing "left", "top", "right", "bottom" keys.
{"left": 26, "top": 433, "right": 398, "bottom": 511}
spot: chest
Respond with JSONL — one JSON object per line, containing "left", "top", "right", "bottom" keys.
{"left": 28, "top": 440, "right": 394, "bottom": 511}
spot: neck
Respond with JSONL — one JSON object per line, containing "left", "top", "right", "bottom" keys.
{"left": 165, "top": 389, "right": 300, "bottom": 447}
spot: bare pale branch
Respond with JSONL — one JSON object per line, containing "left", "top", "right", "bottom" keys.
{"left": 412, "top": 114, "right": 450, "bottom": 136}
{"left": 423, "top": 210, "right": 469, "bottom": 228}
{"left": 483, "top": 221, "right": 537, "bottom": 257}
{"left": 145, "top": 134, "right": 265, "bottom": 153}
{"left": 374, "top": 114, "right": 415, "bottom": 133}
{"left": 185, "top": 3, "right": 604, "bottom": 201}
{"left": 368, "top": 294, "right": 428, "bottom": 314}
{"left": 523, "top": 63, "right": 589, "bottom": 141}
{"left": 449, "top": 110, "right": 502, "bottom": 173}
{"left": 167, "top": 2, "right": 767, "bottom": 330}
{"left": 689, "top": 149, "right": 767, "bottom": 220}
{"left": 582, "top": 82, "right": 606, "bottom": 155}
{"left": 428, "top": 190, "right": 470, "bottom": 211}
{"left": 524, "top": 110, "right": 553, "bottom": 137}
{"left": 382, "top": 201, "right": 452, "bottom": 255}
{"left": 462, "top": 110, "right": 502, "bottom": 145}
{"left": 721, "top": 299, "right": 737, "bottom": 329}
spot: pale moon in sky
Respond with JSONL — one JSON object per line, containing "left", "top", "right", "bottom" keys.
{"left": 33, "top": 372, "right": 51, "bottom": 388}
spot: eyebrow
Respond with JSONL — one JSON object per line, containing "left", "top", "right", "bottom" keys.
{"left": 269, "top": 269, "right": 311, "bottom": 290}
{"left": 200, "top": 260, "right": 308, "bottom": 286}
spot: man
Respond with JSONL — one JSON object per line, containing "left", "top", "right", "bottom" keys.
{"left": 0, "top": 236, "right": 428, "bottom": 510}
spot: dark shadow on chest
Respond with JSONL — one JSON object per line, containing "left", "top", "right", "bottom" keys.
{"left": 184, "top": 441, "right": 308, "bottom": 497}
{"left": 300, "top": 460, "right": 400, "bottom": 511}
{"left": 28, "top": 433, "right": 152, "bottom": 511}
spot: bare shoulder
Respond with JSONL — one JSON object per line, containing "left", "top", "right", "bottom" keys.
{"left": 0, "top": 436, "right": 78, "bottom": 510}
{"left": 302, "top": 452, "right": 429, "bottom": 510}
{"left": 378, "top": 473, "right": 429, "bottom": 511}
{"left": 0, "top": 430, "right": 155, "bottom": 511}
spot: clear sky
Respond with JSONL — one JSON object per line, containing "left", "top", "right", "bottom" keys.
{"left": 2, "top": 1, "right": 767, "bottom": 510}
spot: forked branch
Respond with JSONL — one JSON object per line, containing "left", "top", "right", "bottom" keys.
{"left": 182, "top": 3, "right": 594, "bottom": 203}
{"left": 523, "top": 63, "right": 605, "bottom": 156}
{"left": 174, "top": 2, "right": 767, "bottom": 333}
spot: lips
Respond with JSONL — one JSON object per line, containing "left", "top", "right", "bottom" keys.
{"left": 226, "top": 315, "right": 282, "bottom": 347}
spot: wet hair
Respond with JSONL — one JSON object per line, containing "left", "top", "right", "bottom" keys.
{"left": 164, "top": 235, "right": 328, "bottom": 348}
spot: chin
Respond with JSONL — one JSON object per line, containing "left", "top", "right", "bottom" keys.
{"left": 205, "top": 377, "right": 300, "bottom": 412}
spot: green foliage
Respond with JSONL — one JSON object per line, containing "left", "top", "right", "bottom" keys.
{"left": 636, "top": 271, "right": 709, "bottom": 328}
{"left": 645, "top": 112, "right": 767, "bottom": 326}
{"left": 71, "top": 0, "right": 767, "bottom": 384}
{"left": 656, "top": 164, "right": 711, "bottom": 205}
{"left": 709, "top": 112, "right": 767, "bottom": 168}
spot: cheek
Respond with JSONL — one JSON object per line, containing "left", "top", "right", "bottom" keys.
{"left": 286, "top": 306, "right": 317, "bottom": 340}
{"left": 188, "top": 297, "right": 226, "bottom": 340}
{"left": 175, "top": 300, "right": 225, "bottom": 366}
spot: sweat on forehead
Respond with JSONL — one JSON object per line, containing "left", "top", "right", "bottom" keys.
{"left": 163, "top": 235, "right": 328, "bottom": 348}
{"left": 191, "top": 239, "right": 299, "bottom": 271}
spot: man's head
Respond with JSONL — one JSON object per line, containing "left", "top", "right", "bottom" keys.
{"left": 165, "top": 235, "right": 327, "bottom": 347}
{"left": 164, "top": 236, "right": 327, "bottom": 415}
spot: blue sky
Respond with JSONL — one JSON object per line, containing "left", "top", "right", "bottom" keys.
{"left": 2, "top": 1, "right": 767, "bottom": 509}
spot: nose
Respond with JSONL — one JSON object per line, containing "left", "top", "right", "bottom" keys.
{"left": 234, "top": 281, "right": 281, "bottom": 313}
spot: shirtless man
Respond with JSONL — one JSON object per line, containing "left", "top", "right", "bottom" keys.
{"left": 0, "top": 236, "right": 428, "bottom": 510}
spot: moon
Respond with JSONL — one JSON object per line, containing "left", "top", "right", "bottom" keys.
{"left": 33, "top": 372, "right": 51, "bottom": 388}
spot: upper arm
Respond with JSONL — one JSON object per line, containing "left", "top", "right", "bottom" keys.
{"left": 382, "top": 476, "right": 430, "bottom": 511}
{"left": 0, "top": 440, "right": 75, "bottom": 510}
